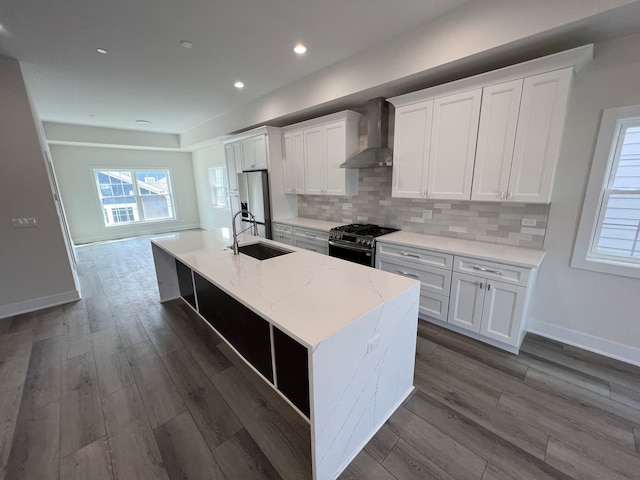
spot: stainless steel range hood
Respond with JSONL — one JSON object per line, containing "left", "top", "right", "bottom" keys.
{"left": 340, "top": 97, "right": 392, "bottom": 169}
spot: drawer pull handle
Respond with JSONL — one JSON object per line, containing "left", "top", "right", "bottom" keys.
{"left": 397, "top": 270, "right": 419, "bottom": 279}
{"left": 400, "top": 252, "right": 420, "bottom": 258}
{"left": 471, "top": 266, "right": 503, "bottom": 275}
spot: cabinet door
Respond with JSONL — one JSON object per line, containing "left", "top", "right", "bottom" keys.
{"left": 448, "top": 272, "right": 484, "bottom": 333}
{"left": 194, "top": 273, "right": 274, "bottom": 382}
{"left": 292, "top": 131, "right": 305, "bottom": 193}
{"left": 241, "top": 135, "right": 268, "bottom": 170}
{"left": 304, "top": 126, "right": 324, "bottom": 194}
{"left": 471, "top": 80, "right": 523, "bottom": 202}
{"left": 324, "top": 121, "right": 347, "bottom": 195}
{"left": 282, "top": 133, "right": 296, "bottom": 193}
{"left": 428, "top": 89, "right": 481, "bottom": 200}
{"left": 241, "top": 138, "right": 255, "bottom": 170}
{"left": 252, "top": 135, "right": 268, "bottom": 169}
{"left": 175, "top": 260, "right": 196, "bottom": 310}
{"left": 509, "top": 68, "right": 572, "bottom": 203}
{"left": 284, "top": 131, "right": 305, "bottom": 194}
{"left": 273, "top": 328, "right": 310, "bottom": 417}
{"left": 273, "top": 232, "right": 294, "bottom": 245}
{"left": 391, "top": 102, "right": 432, "bottom": 198}
{"left": 479, "top": 281, "right": 526, "bottom": 346}
{"left": 225, "top": 144, "right": 240, "bottom": 192}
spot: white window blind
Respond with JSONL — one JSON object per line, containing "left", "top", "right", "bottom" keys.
{"left": 591, "top": 123, "right": 640, "bottom": 262}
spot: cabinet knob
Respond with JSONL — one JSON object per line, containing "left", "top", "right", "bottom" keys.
{"left": 478, "top": 282, "right": 484, "bottom": 289}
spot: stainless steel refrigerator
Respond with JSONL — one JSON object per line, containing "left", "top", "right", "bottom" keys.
{"left": 237, "top": 170, "right": 272, "bottom": 239}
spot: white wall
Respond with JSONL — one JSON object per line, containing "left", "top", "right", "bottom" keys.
{"left": 0, "top": 56, "right": 78, "bottom": 318}
{"left": 49, "top": 144, "right": 200, "bottom": 244}
{"left": 530, "top": 32, "right": 640, "bottom": 364}
{"left": 191, "top": 142, "right": 233, "bottom": 231}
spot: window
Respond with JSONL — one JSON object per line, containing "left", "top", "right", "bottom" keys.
{"left": 209, "top": 166, "right": 229, "bottom": 210}
{"left": 573, "top": 105, "right": 640, "bottom": 279}
{"left": 94, "top": 169, "right": 175, "bottom": 226}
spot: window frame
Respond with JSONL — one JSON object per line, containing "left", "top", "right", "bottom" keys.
{"left": 572, "top": 104, "right": 640, "bottom": 279}
{"left": 208, "top": 165, "right": 230, "bottom": 211}
{"left": 93, "top": 168, "right": 177, "bottom": 227}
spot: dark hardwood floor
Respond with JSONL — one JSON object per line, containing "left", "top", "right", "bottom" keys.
{"left": 1, "top": 234, "right": 639, "bottom": 479}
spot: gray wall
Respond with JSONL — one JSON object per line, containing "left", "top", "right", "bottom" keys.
{"left": 529, "top": 32, "right": 640, "bottom": 362}
{"left": 50, "top": 144, "right": 200, "bottom": 244}
{"left": 0, "top": 56, "right": 77, "bottom": 317}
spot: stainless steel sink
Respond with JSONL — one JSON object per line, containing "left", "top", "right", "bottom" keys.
{"left": 237, "top": 243, "right": 292, "bottom": 260}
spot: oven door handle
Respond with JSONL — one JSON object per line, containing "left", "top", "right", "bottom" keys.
{"left": 328, "top": 240, "right": 372, "bottom": 253}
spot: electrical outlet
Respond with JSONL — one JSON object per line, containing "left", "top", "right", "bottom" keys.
{"left": 521, "top": 218, "right": 537, "bottom": 227}
{"left": 422, "top": 209, "right": 433, "bottom": 220}
{"left": 367, "top": 334, "right": 381, "bottom": 353}
{"left": 11, "top": 217, "right": 38, "bottom": 229}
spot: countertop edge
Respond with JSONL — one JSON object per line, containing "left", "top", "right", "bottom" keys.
{"left": 376, "top": 232, "right": 546, "bottom": 269}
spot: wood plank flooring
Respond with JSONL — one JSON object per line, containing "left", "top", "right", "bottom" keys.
{"left": 1, "top": 233, "right": 639, "bottom": 479}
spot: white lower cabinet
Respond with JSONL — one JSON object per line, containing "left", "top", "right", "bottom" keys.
{"left": 272, "top": 223, "right": 294, "bottom": 245}
{"left": 377, "top": 239, "right": 537, "bottom": 352}
{"left": 293, "top": 226, "right": 329, "bottom": 255}
{"left": 449, "top": 272, "right": 526, "bottom": 346}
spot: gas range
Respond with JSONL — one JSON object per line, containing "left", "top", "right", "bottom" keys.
{"left": 328, "top": 224, "right": 398, "bottom": 267}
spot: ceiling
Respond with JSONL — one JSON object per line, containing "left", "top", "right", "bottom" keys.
{"left": 0, "top": 0, "right": 471, "bottom": 134}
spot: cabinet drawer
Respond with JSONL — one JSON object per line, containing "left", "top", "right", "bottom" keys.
{"left": 273, "top": 233, "right": 293, "bottom": 246}
{"left": 294, "top": 227, "right": 329, "bottom": 242}
{"left": 273, "top": 223, "right": 293, "bottom": 234}
{"left": 377, "top": 242, "right": 453, "bottom": 270}
{"left": 294, "top": 238, "right": 328, "bottom": 255}
{"left": 377, "top": 255, "right": 452, "bottom": 296}
{"left": 454, "top": 256, "right": 530, "bottom": 286}
{"left": 419, "top": 291, "right": 449, "bottom": 322}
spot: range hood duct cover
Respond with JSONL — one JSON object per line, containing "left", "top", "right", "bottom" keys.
{"left": 340, "top": 97, "right": 393, "bottom": 169}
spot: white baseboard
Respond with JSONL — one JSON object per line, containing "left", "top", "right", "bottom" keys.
{"left": 0, "top": 290, "right": 81, "bottom": 319}
{"left": 528, "top": 318, "right": 640, "bottom": 367}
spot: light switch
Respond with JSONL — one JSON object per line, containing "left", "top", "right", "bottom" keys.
{"left": 521, "top": 218, "right": 537, "bottom": 227}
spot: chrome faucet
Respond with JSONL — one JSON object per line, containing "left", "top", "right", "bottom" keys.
{"left": 231, "top": 209, "right": 259, "bottom": 255}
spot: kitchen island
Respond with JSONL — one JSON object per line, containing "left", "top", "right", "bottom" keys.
{"left": 150, "top": 229, "right": 420, "bottom": 480}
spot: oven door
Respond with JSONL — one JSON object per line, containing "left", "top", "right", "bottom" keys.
{"left": 328, "top": 240, "right": 374, "bottom": 267}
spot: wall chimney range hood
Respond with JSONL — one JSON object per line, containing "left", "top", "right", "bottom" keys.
{"left": 340, "top": 97, "right": 392, "bottom": 169}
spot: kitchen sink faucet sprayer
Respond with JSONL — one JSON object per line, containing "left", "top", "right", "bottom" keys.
{"left": 232, "top": 209, "right": 259, "bottom": 255}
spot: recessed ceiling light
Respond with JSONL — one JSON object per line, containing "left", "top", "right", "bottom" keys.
{"left": 234, "top": 81, "right": 245, "bottom": 89}
{"left": 135, "top": 119, "right": 152, "bottom": 125}
{"left": 293, "top": 43, "right": 307, "bottom": 54}
{"left": 96, "top": 48, "right": 108, "bottom": 54}
{"left": 179, "top": 40, "right": 194, "bottom": 49}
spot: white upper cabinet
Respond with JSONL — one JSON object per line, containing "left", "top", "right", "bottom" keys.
{"left": 391, "top": 89, "right": 480, "bottom": 200}
{"left": 241, "top": 135, "right": 268, "bottom": 171}
{"left": 428, "top": 89, "right": 481, "bottom": 200}
{"left": 304, "top": 126, "right": 324, "bottom": 194}
{"left": 283, "top": 131, "right": 305, "bottom": 194}
{"left": 392, "top": 101, "right": 432, "bottom": 198}
{"left": 471, "top": 79, "right": 523, "bottom": 201}
{"left": 508, "top": 68, "right": 572, "bottom": 203}
{"left": 389, "top": 45, "right": 592, "bottom": 204}
{"left": 283, "top": 111, "right": 361, "bottom": 196}
{"left": 324, "top": 121, "right": 349, "bottom": 195}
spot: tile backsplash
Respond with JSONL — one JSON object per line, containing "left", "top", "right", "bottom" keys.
{"left": 297, "top": 167, "right": 549, "bottom": 249}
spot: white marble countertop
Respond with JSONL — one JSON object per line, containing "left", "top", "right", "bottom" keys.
{"left": 151, "top": 229, "right": 418, "bottom": 349}
{"left": 377, "top": 231, "right": 546, "bottom": 268}
{"left": 273, "top": 217, "right": 345, "bottom": 231}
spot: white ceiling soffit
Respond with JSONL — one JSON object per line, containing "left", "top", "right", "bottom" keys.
{"left": 0, "top": 0, "right": 470, "bottom": 134}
